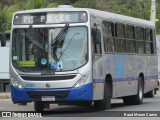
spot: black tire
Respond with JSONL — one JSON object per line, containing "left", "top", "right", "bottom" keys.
{"left": 144, "top": 90, "right": 154, "bottom": 98}
{"left": 34, "top": 102, "right": 44, "bottom": 112}
{"left": 123, "top": 76, "right": 144, "bottom": 105}
{"left": 83, "top": 101, "right": 92, "bottom": 107}
{"left": 94, "top": 80, "right": 111, "bottom": 110}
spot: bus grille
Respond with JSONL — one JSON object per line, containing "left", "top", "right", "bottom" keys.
{"left": 20, "top": 75, "right": 76, "bottom": 81}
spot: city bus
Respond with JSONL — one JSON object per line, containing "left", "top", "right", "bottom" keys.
{"left": 10, "top": 5, "right": 158, "bottom": 111}
{"left": 156, "top": 35, "right": 160, "bottom": 89}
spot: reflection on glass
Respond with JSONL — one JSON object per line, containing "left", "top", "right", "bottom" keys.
{"left": 12, "top": 27, "right": 88, "bottom": 72}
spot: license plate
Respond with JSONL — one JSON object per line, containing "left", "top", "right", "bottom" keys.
{"left": 41, "top": 96, "right": 55, "bottom": 101}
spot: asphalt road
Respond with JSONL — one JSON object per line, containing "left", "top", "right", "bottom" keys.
{"left": 0, "top": 90, "right": 160, "bottom": 119}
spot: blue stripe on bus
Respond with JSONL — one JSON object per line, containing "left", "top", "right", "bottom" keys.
{"left": 11, "top": 83, "right": 93, "bottom": 103}
{"left": 144, "top": 76, "right": 158, "bottom": 80}
{"left": 93, "top": 76, "right": 158, "bottom": 83}
{"left": 93, "top": 79, "right": 105, "bottom": 83}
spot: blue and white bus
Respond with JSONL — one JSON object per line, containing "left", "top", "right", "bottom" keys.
{"left": 156, "top": 35, "right": 160, "bottom": 89}
{"left": 10, "top": 5, "right": 158, "bottom": 111}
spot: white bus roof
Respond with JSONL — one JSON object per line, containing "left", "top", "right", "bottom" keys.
{"left": 13, "top": 6, "right": 154, "bottom": 28}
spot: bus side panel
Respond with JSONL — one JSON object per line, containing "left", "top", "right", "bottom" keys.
{"left": 124, "top": 55, "right": 138, "bottom": 96}
{"left": 92, "top": 57, "right": 105, "bottom": 100}
{"left": 93, "top": 54, "right": 158, "bottom": 99}
{"left": 93, "top": 54, "right": 124, "bottom": 99}
{"left": 120, "top": 55, "right": 158, "bottom": 97}
{"left": 124, "top": 55, "right": 158, "bottom": 96}
{"left": 144, "top": 55, "right": 158, "bottom": 93}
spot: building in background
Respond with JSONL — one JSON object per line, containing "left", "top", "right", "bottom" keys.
{"left": 0, "top": 32, "right": 10, "bottom": 92}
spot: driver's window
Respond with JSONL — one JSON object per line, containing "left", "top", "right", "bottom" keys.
{"left": 93, "top": 29, "right": 102, "bottom": 54}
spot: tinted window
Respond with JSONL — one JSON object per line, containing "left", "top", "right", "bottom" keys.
{"left": 116, "top": 24, "right": 124, "bottom": 38}
{"left": 126, "top": 25, "right": 135, "bottom": 53}
{"left": 103, "top": 21, "right": 114, "bottom": 52}
{"left": 115, "top": 24, "right": 125, "bottom": 53}
{"left": 145, "top": 29, "right": 154, "bottom": 54}
{"left": 125, "top": 25, "right": 134, "bottom": 39}
{"left": 93, "top": 29, "right": 102, "bottom": 54}
{"left": 137, "top": 42, "right": 145, "bottom": 54}
{"left": 135, "top": 27, "right": 144, "bottom": 40}
{"left": 135, "top": 27, "right": 145, "bottom": 54}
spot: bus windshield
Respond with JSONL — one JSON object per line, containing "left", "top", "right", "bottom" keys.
{"left": 12, "top": 26, "right": 88, "bottom": 72}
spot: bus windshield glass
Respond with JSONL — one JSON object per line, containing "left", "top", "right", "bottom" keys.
{"left": 12, "top": 26, "right": 88, "bottom": 72}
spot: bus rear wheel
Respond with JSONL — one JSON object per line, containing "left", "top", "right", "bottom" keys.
{"left": 34, "top": 102, "right": 44, "bottom": 112}
{"left": 123, "top": 76, "right": 144, "bottom": 105}
{"left": 144, "top": 90, "right": 154, "bottom": 98}
{"left": 94, "top": 80, "right": 111, "bottom": 110}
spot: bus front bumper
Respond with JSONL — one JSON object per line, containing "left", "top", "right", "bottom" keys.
{"left": 11, "top": 83, "right": 93, "bottom": 103}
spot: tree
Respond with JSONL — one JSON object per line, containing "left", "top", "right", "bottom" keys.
{"left": 73, "top": 0, "right": 96, "bottom": 8}
{"left": 0, "top": 6, "right": 9, "bottom": 30}
{"left": 0, "top": 0, "right": 160, "bottom": 33}
{"left": 23, "top": 0, "right": 45, "bottom": 10}
{"left": 0, "top": 0, "right": 46, "bottom": 32}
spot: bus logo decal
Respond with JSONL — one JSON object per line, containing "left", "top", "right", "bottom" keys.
{"left": 46, "top": 83, "right": 51, "bottom": 88}
{"left": 25, "top": 83, "right": 35, "bottom": 88}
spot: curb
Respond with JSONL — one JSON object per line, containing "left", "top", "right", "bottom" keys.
{"left": 0, "top": 92, "right": 11, "bottom": 99}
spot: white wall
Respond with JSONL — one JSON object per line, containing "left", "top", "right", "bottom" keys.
{"left": 0, "top": 40, "right": 10, "bottom": 80}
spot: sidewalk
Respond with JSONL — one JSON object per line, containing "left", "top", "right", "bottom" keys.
{"left": 0, "top": 92, "right": 11, "bottom": 99}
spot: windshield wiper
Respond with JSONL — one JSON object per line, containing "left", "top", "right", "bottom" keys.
{"left": 51, "top": 24, "right": 69, "bottom": 60}
{"left": 29, "top": 25, "right": 44, "bottom": 50}
{"left": 51, "top": 24, "right": 69, "bottom": 47}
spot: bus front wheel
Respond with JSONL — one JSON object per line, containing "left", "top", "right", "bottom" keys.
{"left": 94, "top": 80, "right": 111, "bottom": 110}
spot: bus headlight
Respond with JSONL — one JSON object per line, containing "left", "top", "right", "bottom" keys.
{"left": 11, "top": 76, "right": 24, "bottom": 89}
{"left": 74, "top": 72, "right": 89, "bottom": 88}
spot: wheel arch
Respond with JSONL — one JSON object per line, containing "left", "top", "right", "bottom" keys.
{"left": 105, "top": 74, "right": 113, "bottom": 98}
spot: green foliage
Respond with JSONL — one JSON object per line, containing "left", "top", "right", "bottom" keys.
{"left": 0, "top": 0, "right": 160, "bottom": 33}
{"left": 47, "top": 2, "right": 59, "bottom": 8}
{"left": 57, "top": 0, "right": 79, "bottom": 5}
{"left": 24, "top": 0, "right": 45, "bottom": 10}
{"left": 0, "top": 6, "right": 9, "bottom": 30}
{"left": 73, "top": 0, "right": 96, "bottom": 8}
{"left": 5, "top": 5, "right": 19, "bottom": 24}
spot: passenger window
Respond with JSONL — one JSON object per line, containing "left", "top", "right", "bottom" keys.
{"left": 116, "top": 24, "right": 124, "bottom": 38}
{"left": 135, "top": 27, "right": 145, "bottom": 54}
{"left": 125, "top": 25, "right": 134, "bottom": 39}
{"left": 145, "top": 29, "right": 154, "bottom": 54}
{"left": 126, "top": 25, "right": 136, "bottom": 53}
{"left": 137, "top": 42, "right": 145, "bottom": 54}
{"left": 102, "top": 21, "right": 114, "bottom": 53}
{"left": 135, "top": 27, "right": 144, "bottom": 40}
{"left": 115, "top": 24, "right": 125, "bottom": 53}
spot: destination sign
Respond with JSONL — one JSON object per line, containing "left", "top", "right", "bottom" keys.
{"left": 13, "top": 11, "right": 88, "bottom": 25}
